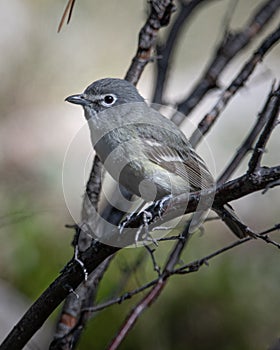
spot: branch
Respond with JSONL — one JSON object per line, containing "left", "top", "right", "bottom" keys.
{"left": 50, "top": 156, "right": 115, "bottom": 349}
{"left": 107, "top": 213, "right": 280, "bottom": 348}
{"left": 50, "top": 257, "right": 113, "bottom": 350}
{"left": 152, "top": 0, "right": 214, "bottom": 104}
{"left": 189, "top": 23, "right": 280, "bottom": 148}
{"left": 218, "top": 82, "right": 278, "bottom": 184}
{"left": 172, "top": 0, "right": 280, "bottom": 125}
{"left": 247, "top": 83, "right": 280, "bottom": 173}
{"left": 82, "top": 223, "right": 280, "bottom": 315}
{"left": 125, "top": 0, "right": 176, "bottom": 84}
{"left": 0, "top": 240, "right": 119, "bottom": 350}
{"left": 122, "top": 165, "right": 280, "bottom": 231}
{"left": 58, "top": 0, "right": 76, "bottom": 33}
{"left": 107, "top": 222, "right": 192, "bottom": 349}
{"left": 174, "top": 223, "right": 280, "bottom": 274}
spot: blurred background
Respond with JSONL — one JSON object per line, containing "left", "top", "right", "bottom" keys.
{"left": 0, "top": 0, "right": 280, "bottom": 349}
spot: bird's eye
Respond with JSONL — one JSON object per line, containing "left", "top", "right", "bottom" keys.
{"left": 101, "top": 94, "right": 117, "bottom": 107}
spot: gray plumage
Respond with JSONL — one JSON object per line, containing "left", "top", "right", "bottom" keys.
{"left": 66, "top": 78, "right": 214, "bottom": 202}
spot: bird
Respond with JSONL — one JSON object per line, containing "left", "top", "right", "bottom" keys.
{"left": 65, "top": 78, "right": 248, "bottom": 239}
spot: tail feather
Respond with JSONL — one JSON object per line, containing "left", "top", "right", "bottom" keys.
{"left": 214, "top": 205, "right": 255, "bottom": 239}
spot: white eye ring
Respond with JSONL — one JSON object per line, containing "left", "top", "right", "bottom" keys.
{"left": 101, "top": 94, "right": 117, "bottom": 107}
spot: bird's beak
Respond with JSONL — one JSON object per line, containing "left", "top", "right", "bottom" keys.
{"left": 65, "top": 94, "right": 91, "bottom": 106}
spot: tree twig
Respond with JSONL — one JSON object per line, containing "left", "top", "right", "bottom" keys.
{"left": 152, "top": 0, "right": 214, "bottom": 104}
{"left": 82, "top": 224, "right": 280, "bottom": 315}
{"left": 107, "top": 221, "right": 192, "bottom": 350}
{"left": 218, "top": 81, "right": 277, "bottom": 184}
{"left": 172, "top": 0, "right": 280, "bottom": 125}
{"left": 247, "top": 83, "right": 280, "bottom": 174}
{"left": 58, "top": 0, "right": 76, "bottom": 33}
{"left": 175, "top": 223, "right": 280, "bottom": 274}
{"left": 125, "top": 0, "right": 176, "bottom": 84}
{"left": 189, "top": 23, "right": 280, "bottom": 148}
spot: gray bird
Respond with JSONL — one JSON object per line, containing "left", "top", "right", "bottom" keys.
{"left": 66, "top": 78, "right": 247, "bottom": 238}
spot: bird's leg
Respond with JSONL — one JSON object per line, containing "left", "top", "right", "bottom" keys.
{"left": 118, "top": 200, "right": 147, "bottom": 234}
{"left": 142, "top": 210, "right": 158, "bottom": 246}
{"left": 118, "top": 210, "right": 136, "bottom": 234}
{"left": 118, "top": 195, "right": 171, "bottom": 238}
{"left": 154, "top": 194, "right": 172, "bottom": 219}
{"left": 133, "top": 210, "right": 158, "bottom": 246}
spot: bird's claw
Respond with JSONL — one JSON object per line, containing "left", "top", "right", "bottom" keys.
{"left": 154, "top": 194, "right": 171, "bottom": 219}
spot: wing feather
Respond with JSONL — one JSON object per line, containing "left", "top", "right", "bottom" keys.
{"left": 141, "top": 137, "right": 213, "bottom": 191}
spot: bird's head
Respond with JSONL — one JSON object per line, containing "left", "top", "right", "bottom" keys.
{"left": 65, "top": 78, "right": 145, "bottom": 119}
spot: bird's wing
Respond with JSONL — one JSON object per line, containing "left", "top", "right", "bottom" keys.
{"left": 141, "top": 137, "right": 213, "bottom": 191}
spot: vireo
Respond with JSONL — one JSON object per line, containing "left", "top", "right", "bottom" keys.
{"left": 66, "top": 78, "right": 247, "bottom": 239}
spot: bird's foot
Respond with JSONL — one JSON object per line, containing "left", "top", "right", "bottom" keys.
{"left": 154, "top": 194, "right": 172, "bottom": 219}
{"left": 118, "top": 210, "right": 136, "bottom": 234}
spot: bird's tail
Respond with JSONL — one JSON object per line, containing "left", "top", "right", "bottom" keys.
{"left": 213, "top": 204, "right": 255, "bottom": 238}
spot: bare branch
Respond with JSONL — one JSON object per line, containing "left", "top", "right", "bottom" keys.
{"left": 58, "top": 0, "right": 76, "bottom": 33}
{"left": 189, "top": 23, "right": 280, "bottom": 148}
{"left": 81, "top": 155, "right": 103, "bottom": 221}
{"left": 125, "top": 0, "right": 176, "bottom": 84}
{"left": 247, "top": 83, "right": 280, "bottom": 173}
{"left": 107, "top": 277, "right": 166, "bottom": 350}
{"left": 83, "top": 224, "right": 280, "bottom": 315}
{"left": 175, "top": 223, "right": 280, "bottom": 274}
{"left": 107, "top": 211, "right": 280, "bottom": 348}
{"left": 218, "top": 82, "right": 278, "bottom": 184}
{"left": 50, "top": 155, "right": 106, "bottom": 349}
{"left": 107, "top": 222, "right": 192, "bottom": 349}
{"left": 172, "top": 0, "right": 280, "bottom": 125}
{"left": 152, "top": 0, "right": 215, "bottom": 104}
{"left": 0, "top": 240, "right": 119, "bottom": 350}
{"left": 50, "top": 256, "right": 113, "bottom": 350}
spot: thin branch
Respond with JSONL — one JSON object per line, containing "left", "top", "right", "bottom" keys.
{"left": 212, "top": 205, "right": 255, "bottom": 239}
{"left": 144, "top": 245, "right": 161, "bottom": 275}
{"left": 125, "top": 0, "right": 176, "bottom": 84}
{"left": 58, "top": 0, "right": 76, "bottom": 33}
{"left": 0, "top": 240, "right": 119, "bottom": 350}
{"left": 107, "top": 222, "right": 192, "bottom": 350}
{"left": 247, "top": 83, "right": 280, "bottom": 173}
{"left": 172, "top": 0, "right": 280, "bottom": 125}
{"left": 50, "top": 256, "right": 113, "bottom": 350}
{"left": 83, "top": 224, "right": 280, "bottom": 315}
{"left": 189, "top": 23, "right": 280, "bottom": 148}
{"left": 255, "top": 232, "right": 280, "bottom": 249}
{"left": 107, "top": 278, "right": 166, "bottom": 350}
{"left": 152, "top": 0, "right": 214, "bottom": 104}
{"left": 107, "top": 211, "right": 280, "bottom": 348}
{"left": 218, "top": 81, "right": 277, "bottom": 184}
{"left": 84, "top": 279, "right": 159, "bottom": 314}
{"left": 175, "top": 223, "right": 280, "bottom": 274}
{"left": 51, "top": 155, "right": 112, "bottom": 349}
